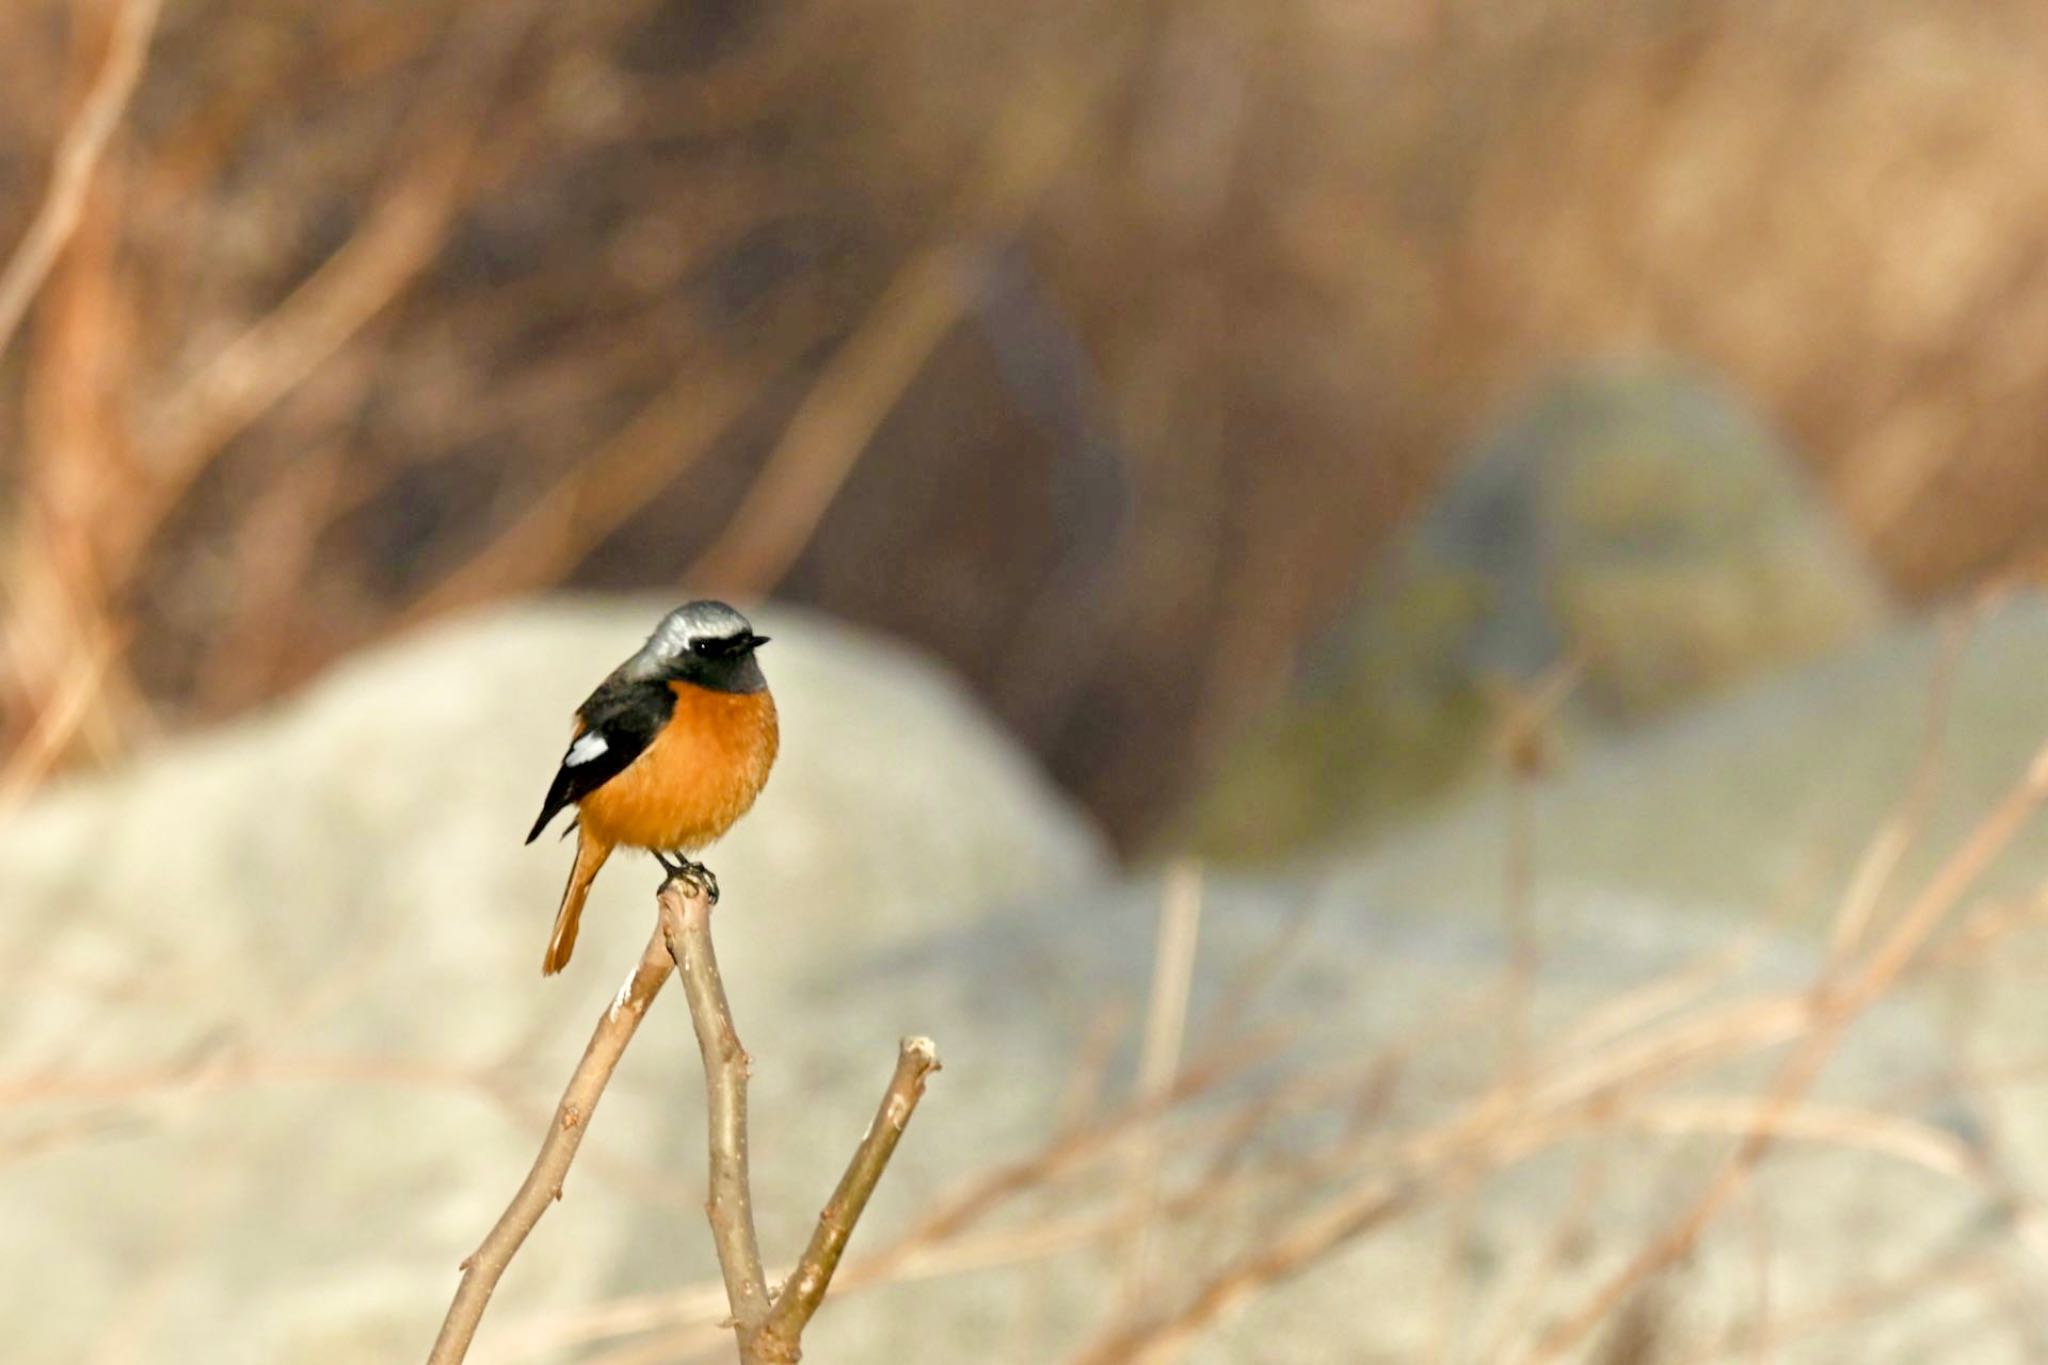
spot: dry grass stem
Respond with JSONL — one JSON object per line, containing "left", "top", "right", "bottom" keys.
{"left": 0, "top": 0, "right": 161, "bottom": 362}
{"left": 0, "top": 626, "right": 117, "bottom": 813}
{"left": 1827, "top": 603, "right": 1979, "bottom": 957}
{"left": 1114, "top": 861, "right": 1204, "bottom": 1315}
{"left": 684, "top": 242, "right": 972, "bottom": 594}
{"left": 1522, "top": 734, "right": 2048, "bottom": 1364}
{"left": 399, "top": 337, "right": 811, "bottom": 627}
{"left": 145, "top": 2, "right": 539, "bottom": 519}
{"left": 686, "top": 46, "right": 1122, "bottom": 595}
{"left": 1071, "top": 1178, "right": 1418, "bottom": 1365}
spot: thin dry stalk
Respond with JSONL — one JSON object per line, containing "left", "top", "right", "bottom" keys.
{"left": 1522, "top": 734, "right": 2048, "bottom": 1365}
{"left": 1114, "top": 861, "right": 1204, "bottom": 1315}
{"left": 1827, "top": 602, "right": 1979, "bottom": 957}
{"left": 0, "top": 0, "right": 160, "bottom": 362}
{"left": 0, "top": 625, "right": 116, "bottom": 812}
{"left": 899, "top": 1034, "right": 1281, "bottom": 1253}
{"left": 427, "top": 924, "right": 675, "bottom": 1365}
{"left": 141, "top": 1, "right": 539, "bottom": 544}
{"left": 1471, "top": 1151, "right": 1611, "bottom": 1362}
{"left": 501, "top": 1198, "right": 1122, "bottom": 1363}
{"left": 1490, "top": 658, "right": 1578, "bottom": 1114}
{"left": 1662, "top": 1245, "right": 2007, "bottom": 1365}
{"left": 1071, "top": 1177, "right": 1418, "bottom": 1365}
{"left": 1199, "top": 888, "right": 1317, "bottom": 1047}
{"left": 687, "top": 47, "right": 1123, "bottom": 595}
{"left": 1056, "top": 1003, "right": 1136, "bottom": 1134}
{"left": 397, "top": 322, "right": 817, "bottom": 628}
{"left": 1558, "top": 942, "right": 1756, "bottom": 1057}
{"left": 683, "top": 243, "right": 974, "bottom": 594}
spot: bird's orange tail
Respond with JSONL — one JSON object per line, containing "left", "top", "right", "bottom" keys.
{"left": 543, "top": 830, "right": 612, "bottom": 975}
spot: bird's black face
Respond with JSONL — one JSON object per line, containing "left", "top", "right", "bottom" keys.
{"left": 668, "top": 629, "right": 771, "bottom": 694}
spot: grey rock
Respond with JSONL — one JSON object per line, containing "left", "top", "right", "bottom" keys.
{"left": 7, "top": 593, "right": 2041, "bottom": 1365}
{"left": 1344, "top": 592, "right": 2048, "bottom": 939}
{"left": 1191, "top": 360, "right": 1891, "bottom": 861}
{"left": 0, "top": 598, "right": 1105, "bottom": 1364}
{"left": 795, "top": 871, "right": 2013, "bottom": 1364}
{"left": 810, "top": 596, "right": 2048, "bottom": 1363}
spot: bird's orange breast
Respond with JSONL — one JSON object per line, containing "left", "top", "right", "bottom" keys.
{"left": 577, "top": 683, "right": 779, "bottom": 853}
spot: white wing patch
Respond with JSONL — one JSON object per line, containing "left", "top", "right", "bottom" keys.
{"left": 565, "top": 732, "right": 609, "bottom": 766}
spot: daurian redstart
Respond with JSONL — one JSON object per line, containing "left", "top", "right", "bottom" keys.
{"left": 526, "top": 601, "right": 779, "bottom": 974}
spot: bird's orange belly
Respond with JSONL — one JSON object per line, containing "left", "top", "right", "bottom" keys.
{"left": 578, "top": 684, "right": 779, "bottom": 852}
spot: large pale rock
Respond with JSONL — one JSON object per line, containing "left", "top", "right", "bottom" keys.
{"left": 777, "top": 874, "right": 2009, "bottom": 1365}
{"left": 1320, "top": 595, "right": 2048, "bottom": 1340}
{"left": 0, "top": 599, "right": 1105, "bottom": 1364}
{"left": 7, "top": 593, "right": 2044, "bottom": 1365}
{"left": 802, "top": 599, "right": 2048, "bottom": 1361}
{"left": 1192, "top": 361, "right": 1890, "bottom": 860}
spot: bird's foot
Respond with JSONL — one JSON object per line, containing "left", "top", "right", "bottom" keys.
{"left": 654, "top": 851, "right": 719, "bottom": 904}
{"left": 682, "top": 860, "right": 720, "bottom": 905}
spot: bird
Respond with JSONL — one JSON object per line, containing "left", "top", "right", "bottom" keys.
{"left": 526, "top": 601, "right": 779, "bottom": 975}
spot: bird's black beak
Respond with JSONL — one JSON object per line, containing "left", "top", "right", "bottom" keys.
{"left": 742, "top": 632, "right": 770, "bottom": 651}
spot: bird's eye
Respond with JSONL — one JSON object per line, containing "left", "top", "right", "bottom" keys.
{"left": 691, "top": 638, "right": 714, "bottom": 656}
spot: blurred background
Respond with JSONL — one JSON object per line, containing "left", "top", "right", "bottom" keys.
{"left": 11, "top": 1, "right": 2048, "bottom": 1362}
{"left": 8, "top": 0, "right": 2048, "bottom": 840}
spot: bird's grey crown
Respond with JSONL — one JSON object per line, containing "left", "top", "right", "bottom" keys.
{"left": 622, "top": 600, "right": 753, "bottom": 679}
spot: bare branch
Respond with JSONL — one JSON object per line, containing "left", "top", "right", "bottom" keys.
{"left": 0, "top": 623, "right": 118, "bottom": 815}
{"left": 396, "top": 327, "right": 816, "bottom": 630}
{"left": 760, "top": 1035, "right": 942, "bottom": 1355}
{"left": 428, "top": 924, "right": 676, "bottom": 1365}
{"left": 142, "top": 2, "right": 541, "bottom": 538}
{"left": 0, "top": 0, "right": 161, "bottom": 364}
{"left": 685, "top": 46, "right": 1124, "bottom": 596}
{"left": 431, "top": 867, "right": 938, "bottom": 1365}
{"left": 657, "top": 878, "right": 773, "bottom": 1349}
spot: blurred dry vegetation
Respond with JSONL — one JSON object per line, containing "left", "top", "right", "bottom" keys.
{"left": 6, "top": 0, "right": 2048, "bottom": 839}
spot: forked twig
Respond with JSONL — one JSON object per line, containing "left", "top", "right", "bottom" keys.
{"left": 655, "top": 876, "right": 941, "bottom": 1362}
{"left": 428, "top": 875, "right": 939, "bottom": 1365}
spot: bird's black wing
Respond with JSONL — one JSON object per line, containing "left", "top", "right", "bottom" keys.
{"left": 525, "top": 676, "right": 677, "bottom": 843}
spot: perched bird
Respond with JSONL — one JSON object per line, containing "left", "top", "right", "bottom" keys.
{"left": 526, "top": 601, "right": 779, "bottom": 974}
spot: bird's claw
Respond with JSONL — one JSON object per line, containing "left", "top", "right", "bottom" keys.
{"left": 684, "top": 863, "right": 720, "bottom": 905}
{"left": 655, "top": 851, "right": 719, "bottom": 904}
